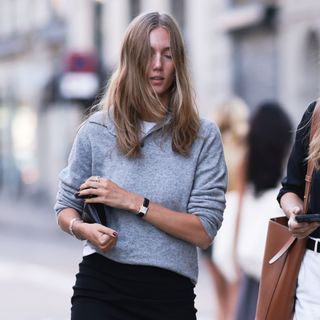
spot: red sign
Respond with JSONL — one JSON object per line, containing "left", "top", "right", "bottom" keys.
{"left": 65, "top": 52, "right": 97, "bottom": 73}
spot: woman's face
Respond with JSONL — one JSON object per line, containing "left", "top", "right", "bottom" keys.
{"left": 147, "top": 27, "right": 175, "bottom": 105}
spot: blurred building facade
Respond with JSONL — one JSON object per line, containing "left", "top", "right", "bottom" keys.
{"left": 0, "top": 0, "right": 320, "bottom": 201}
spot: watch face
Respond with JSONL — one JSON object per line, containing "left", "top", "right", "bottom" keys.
{"left": 140, "top": 206, "right": 148, "bottom": 215}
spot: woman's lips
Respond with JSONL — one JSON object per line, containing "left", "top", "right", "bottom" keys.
{"left": 150, "top": 76, "right": 164, "bottom": 85}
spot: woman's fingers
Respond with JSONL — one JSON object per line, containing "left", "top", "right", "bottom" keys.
{"left": 99, "top": 233, "right": 117, "bottom": 252}
{"left": 79, "top": 181, "right": 100, "bottom": 191}
{"left": 289, "top": 217, "right": 320, "bottom": 238}
{"left": 77, "top": 177, "right": 135, "bottom": 211}
{"left": 97, "top": 226, "right": 118, "bottom": 250}
{"left": 83, "top": 224, "right": 118, "bottom": 252}
{"left": 78, "top": 178, "right": 112, "bottom": 200}
{"left": 100, "top": 236, "right": 117, "bottom": 252}
{"left": 291, "top": 206, "right": 302, "bottom": 215}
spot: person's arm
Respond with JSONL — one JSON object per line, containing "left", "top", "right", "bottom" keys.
{"left": 54, "top": 117, "right": 119, "bottom": 252}
{"left": 57, "top": 208, "right": 118, "bottom": 252}
{"left": 138, "top": 201, "right": 211, "bottom": 249}
{"left": 280, "top": 192, "right": 303, "bottom": 219}
{"left": 78, "top": 178, "right": 210, "bottom": 249}
{"left": 277, "top": 103, "right": 315, "bottom": 204}
{"left": 278, "top": 102, "right": 320, "bottom": 238}
{"left": 79, "top": 123, "right": 227, "bottom": 249}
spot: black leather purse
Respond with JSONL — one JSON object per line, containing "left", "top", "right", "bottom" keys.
{"left": 82, "top": 203, "right": 107, "bottom": 225}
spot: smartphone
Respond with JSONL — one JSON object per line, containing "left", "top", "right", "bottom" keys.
{"left": 295, "top": 214, "right": 320, "bottom": 223}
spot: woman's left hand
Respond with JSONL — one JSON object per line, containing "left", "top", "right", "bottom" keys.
{"left": 77, "top": 176, "right": 141, "bottom": 212}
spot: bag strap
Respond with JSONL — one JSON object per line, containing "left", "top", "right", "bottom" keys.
{"left": 269, "top": 100, "right": 320, "bottom": 264}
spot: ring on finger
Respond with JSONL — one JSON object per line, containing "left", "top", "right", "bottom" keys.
{"left": 91, "top": 175, "right": 101, "bottom": 183}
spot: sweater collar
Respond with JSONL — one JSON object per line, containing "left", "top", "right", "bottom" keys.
{"left": 97, "top": 109, "right": 172, "bottom": 137}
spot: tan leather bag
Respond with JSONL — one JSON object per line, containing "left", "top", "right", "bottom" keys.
{"left": 255, "top": 101, "right": 320, "bottom": 320}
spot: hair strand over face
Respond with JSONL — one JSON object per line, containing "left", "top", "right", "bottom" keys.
{"left": 96, "top": 12, "right": 200, "bottom": 157}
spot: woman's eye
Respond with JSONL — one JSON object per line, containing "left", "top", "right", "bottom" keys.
{"left": 164, "top": 54, "right": 172, "bottom": 59}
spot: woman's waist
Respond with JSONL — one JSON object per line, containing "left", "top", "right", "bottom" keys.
{"left": 309, "top": 227, "right": 320, "bottom": 238}
{"left": 83, "top": 240, "right": 198, "bottom": 283}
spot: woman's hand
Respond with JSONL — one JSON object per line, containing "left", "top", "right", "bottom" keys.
{"left": 279, "top": 192, "right": 320, "bottom": 238}
{"left": 74, "top": 222, "right": 118, "bottom": 253}
{"left": 57, "top": 208, "right": 118, "bottom": 252}
{"left": 77, "top": 176, "right": 142, "bottom": 212}
{"left": 287, "top": 206, "right": 320, "bottom": 238}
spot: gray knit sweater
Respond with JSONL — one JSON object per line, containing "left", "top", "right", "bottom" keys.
{"left": 55, "top": 111, "right": 227, "bottom": 283}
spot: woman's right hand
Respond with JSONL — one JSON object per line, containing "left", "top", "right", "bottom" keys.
{"left": 280, "top": 192, "right": 319, "bottom": 239}
{"left": 74, "top": 222, "right": 118, "bottom": 252}
{"left": 287, "top": 206, "right": 320, "bottom": 239}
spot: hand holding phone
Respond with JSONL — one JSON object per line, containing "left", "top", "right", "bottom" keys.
{"left": 295, "top": 214, "right": 320, "bottom": 223}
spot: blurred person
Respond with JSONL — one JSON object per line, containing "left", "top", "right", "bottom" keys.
{"left": 54, "top": 12, "right": 227, "bottom": 320}
{"left": 278, "top": 100, "right": 320, "bottom": 319}
{"left": 234, "top": 102, "right": 292, "bottom": 320}
{"left": 212, "top": 98, "right": 249, "bottom": 192}
{"left": 209, "top": 97, "right": 249, "bottom": 320}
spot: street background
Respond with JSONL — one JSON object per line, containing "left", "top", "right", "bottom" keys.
{"left": 1, "top": 0, "right": 320, "bottom": 319}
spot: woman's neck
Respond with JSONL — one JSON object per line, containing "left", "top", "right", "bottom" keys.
{"left": 140, "top": 94, "right": 169, "bottom": 122}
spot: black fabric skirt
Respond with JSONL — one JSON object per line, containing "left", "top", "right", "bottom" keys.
{"left": 71, "top": 253, "right": 197, "bottom": 320}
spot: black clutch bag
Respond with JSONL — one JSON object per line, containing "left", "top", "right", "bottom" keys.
{"left": 82, "top": 203, "right": 107, "bottom": 225}
{"left": 75, "top": 192, "right": 107, "bottom": 225}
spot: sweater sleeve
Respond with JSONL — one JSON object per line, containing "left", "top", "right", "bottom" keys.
{"left": 277, "top": 101, "right": 316, "bottom": 204}
{"left": 54, "top": 122, "right": 92, "bottom": 215}
{"left": 187, "top": 122, "right": 227, "bottom": 241}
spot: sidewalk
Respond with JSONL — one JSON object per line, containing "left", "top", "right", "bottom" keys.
{"left": 0, "top": 193, "right": 216, "bottom": 319}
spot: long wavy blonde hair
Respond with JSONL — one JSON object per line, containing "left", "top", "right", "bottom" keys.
{"left": 307, "top": 102, "right": 320, "bottom": 170}
{"left": 97, "top": 12, "right": 200, "bottom": 157}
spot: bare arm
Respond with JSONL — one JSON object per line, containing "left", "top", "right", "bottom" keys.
{"left": 57, "top": 207, "right": 118, "bottom": 252}
{"left": 138, "top": 201, "right": 211, "bottom": 249}
{"left": 280, "top": 192, "right": 303, "bottom": 219}
{"left": 79, "top": 178, "right": 212, "bottom": 249}
{"left": 280, "top": 192, "right": 319, "bottom": 238}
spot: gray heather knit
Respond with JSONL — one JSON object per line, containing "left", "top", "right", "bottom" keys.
{"left": 54, "top": 111, "right": 227, "bottom": 284}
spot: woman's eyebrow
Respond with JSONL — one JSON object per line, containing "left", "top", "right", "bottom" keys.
{"left": 150, "top": 46, "right": 171, "bottom": 52}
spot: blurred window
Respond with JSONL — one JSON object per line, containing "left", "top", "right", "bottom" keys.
{"left": 16, "top": 0, "right": 32, "bottom": 33}
{"left": 0, "top": 0, "right": 34, "bottom": 37}
{"left": 170, "top": 0, "right": 185, "bottom": 31}
{"left": 49, "top": 0, "right": 69, "bottom": 20}
{"left": 0, "top": 0, "right": 15, "bottom": 36}
{"left": 0, "top": 1, "right": 6, "bottom": 37}
{"left": 130, "top": 0, "right": 141, "bottom": 20}
{"left": 232, "top": 0, "right": 256, "bottom": 5}
{"left": 32, "top": 0, "right": 51, "bottom": 29}
{"left": 11, "top": 103, "right": 38, "bottom": 185}
{"left": 300, "top": 31, "right": 320, "bottom": 105}
{"left": 0, "top": 95, "right": 6, "bottom": 188}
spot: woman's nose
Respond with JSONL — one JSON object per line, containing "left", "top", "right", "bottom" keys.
{"left": 153, "top": 54, "right": 162, "bottom": 69}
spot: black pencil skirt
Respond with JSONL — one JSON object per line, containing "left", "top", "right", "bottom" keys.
{"left": 71, "top": 253, "right": 197, "bottom": 320}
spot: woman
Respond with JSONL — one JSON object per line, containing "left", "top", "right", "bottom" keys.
{"left": 209, "top": 97, "right": 249, "bottom": 320}
{"left": 278, "top": 101, "right": 320, "bottom": 319}
{"left": 54, "top": 12, "right": 227, "bottom": 320}
{"left": 234, "top": 102, "right": 292, "bottom": 320}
